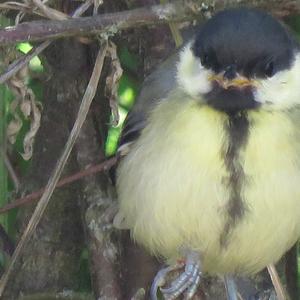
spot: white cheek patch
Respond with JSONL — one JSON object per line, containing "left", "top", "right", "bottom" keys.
{"left": 177, "top": 43, "right": 213, "bottom": 97}
{"left": 254, "top": 53, "right": 300, "bottom": 109}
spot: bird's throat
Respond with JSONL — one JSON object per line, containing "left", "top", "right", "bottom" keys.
{"left": 204, "top": 83, "right": 260, "bottom": 113}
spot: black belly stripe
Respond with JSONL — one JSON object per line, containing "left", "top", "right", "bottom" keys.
{"left": 220, "top": 111, "right": 249, "bottom": 247}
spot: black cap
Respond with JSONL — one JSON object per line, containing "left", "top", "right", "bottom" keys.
{"left": 192, "top": 8, "right": 297, "bottom": 78}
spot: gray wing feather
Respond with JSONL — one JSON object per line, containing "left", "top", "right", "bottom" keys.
{"left": 118, "top": 24, "right": 201, "bottom": 150}
{"left": 118, "top": 51, "right": 180, "bottom": 149}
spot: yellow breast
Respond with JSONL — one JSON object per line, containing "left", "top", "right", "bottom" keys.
{"left": 116, "top": 95, "right": 300, "bottom": 275}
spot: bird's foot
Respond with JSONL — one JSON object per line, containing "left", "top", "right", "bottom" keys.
{"left": 150, "top": 251, "right": 201, "bottom": 300}
{"left": 224, "top": 275, "right": 238, "bottom": 300}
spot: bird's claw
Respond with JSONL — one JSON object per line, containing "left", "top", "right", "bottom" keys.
{"left": 151, "top": 252, "right": 201, "bottom": 300}
{"left": 150, "top": 263, "right": 185, "bottom": 300}
{"left": 160, "top": 263, "right": 201, "bottom": 299}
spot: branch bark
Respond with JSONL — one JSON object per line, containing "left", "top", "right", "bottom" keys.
{"left": 0, "top": 157, "right": 117, "bottom": 214}
{"left": 0, "top": 42, "right": 108, "bottom": 298}
{"left": 76, "top": 113, "right": 122, "bottom": 299}
{"left": 0, "top": 0, "right": 298, "bottom": 45}
{"left": 2, "top": 39, "right": 89, "bottom": 299}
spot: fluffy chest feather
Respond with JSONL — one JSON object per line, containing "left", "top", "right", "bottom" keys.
{"left": 117, "top": 96, "right": 300, "bottom": 274}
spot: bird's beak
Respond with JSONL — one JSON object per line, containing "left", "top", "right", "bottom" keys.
{"left": 209, "top": 74, "right": 256, "bottom": 89}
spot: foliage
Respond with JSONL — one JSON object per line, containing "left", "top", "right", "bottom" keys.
{"left": 105, "top": 47, "right": 140, "bottom": 156}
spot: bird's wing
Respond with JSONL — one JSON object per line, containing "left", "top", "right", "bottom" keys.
{"left": 118, "top": 52, "right": 180, "bottom": 154}
{"left": 110, "top": 51, "right": 180, "bottom": 195}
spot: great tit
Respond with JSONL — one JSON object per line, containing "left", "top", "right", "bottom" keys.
{"left": 115, "top": 8, "right": 300, "bottom": 300}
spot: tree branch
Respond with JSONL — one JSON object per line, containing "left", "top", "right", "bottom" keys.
{"left": 0, "top": 0, "right": 93, "bottom": 85}
{"left": 0, "top": 42, "right": 108, "bottom": 298}
{"left": 0, "top": 156, "right": 118, "bottom": 214}
{"left": 76, "top": 114, "right": 122, "bottom": 299}
{"left": 0, "top": 0, "right": 298, "bottom": 45}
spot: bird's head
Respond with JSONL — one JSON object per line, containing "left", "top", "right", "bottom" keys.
{"left": 177, "top": 8, "right": 300, "bottom": 113}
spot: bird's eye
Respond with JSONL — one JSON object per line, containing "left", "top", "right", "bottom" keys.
{"left": 201, "top": 53, "right": 210, "bottom": 67}
{"left": 264, "top": 61, "right": 275, "bottom": 77}
{"left": 199, "top": 51, "right": 219, "bottom": 71}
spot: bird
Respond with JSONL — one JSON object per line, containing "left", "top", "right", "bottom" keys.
{"left": 115, "top": 7, "right": 300, "bottom": 300}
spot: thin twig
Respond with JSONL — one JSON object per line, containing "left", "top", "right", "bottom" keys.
{"left": 0, "top": 155, "right": 118, "bottom": 214}
{"left": 160, "top": 0, "right": 183, "bottom": 47}
{"left": 0, "top": 40, "right": 51, "bottom": 85}
{"left": 106, "top": 42, "right": 122, "bottom": 126}
{"left": 0, "top": 0, "right": 298, "bottom": 45}
{"left": 31, "top": 0, "right": 69, "bottom": 20}
{"left": 267, "top": 264, "right": 287, "bottom": 300}
{"left": 3, "top": 151, "right": 20, "bottom": 191}
{"left": 72, "top": 0, "right": 94, "bottom": 18}
{"left": 0, "top": 42, "right": 108, "bottom": 297}
{"left": 0, "top": 0, "right": 93, "bottom": 84}
{"left": 0, "top": 2, "right": 45, "bottom": 18}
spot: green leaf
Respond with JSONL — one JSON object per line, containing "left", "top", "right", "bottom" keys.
{"left": 118, "top": 74, "right": 139, "bottom": 110}
{"left": 16, "top": 43, "right": 44, "bottom": 72}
